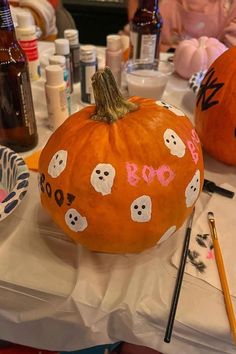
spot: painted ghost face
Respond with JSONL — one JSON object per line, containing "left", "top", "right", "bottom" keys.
{"left": 65, "top": 208, "right": 88, "bottom": 232}
{"left": 131, "top": 195, "right": 152, "bottom": 222}
{"left": 185, "top": 169, "right": 200, "bottom": 207}
{"left": 90, "top": 163, "right": 115, "bottom": 196}
{"left": 157, "top": 225, "right": 176, "bottom": 244}
{"left": 164, "top": 129, "right": 186, "bottom": 158}
{"left": 48, "top": 150, "right": 68, "bottom": 178}
{"left": 156, "top": 101, "right": 185, "bottom": 116}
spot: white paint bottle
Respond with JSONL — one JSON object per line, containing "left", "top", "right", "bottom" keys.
{"left": 16, "top": 12, "right": 40, "bottom": 81}
{"left": 45, "top": 65, "right": 69, "bottom": 131}
{"left": 55, "top": 38, "right": 73, "bottom": 93}
{"left": 49, "top": 55, "right": 71, "bottom": 115}
{"left": 105, "top": 34, "right": 122, "bottom": 88}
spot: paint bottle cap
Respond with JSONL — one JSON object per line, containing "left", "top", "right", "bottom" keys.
{"left": 80, "top": 45, "right": 96, "bottom": 63}
{"left": 49, "top": 55, "right": 66, "bottom": 69}
{"left": 106, "top": 34, "right": 122, "bottom": 51}
{"left": 16, "top": 12, "right": 34, "bottom": 28}
{"left": 45, "top": 65, "right": 64, "bottom": 86}
{"left": 64, "top": 29, "right": 79, "bottom": 46}
{"left": 55, "top": 38, "right": 70, "bottom": 55}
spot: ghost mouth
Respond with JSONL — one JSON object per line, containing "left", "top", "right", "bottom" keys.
{"left": 99, "top": 176, "right": 104, "bottom": 180}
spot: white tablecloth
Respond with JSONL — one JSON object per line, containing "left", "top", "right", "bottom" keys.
{"left": 0, "top": 42, "right": 236, "bottom": 354}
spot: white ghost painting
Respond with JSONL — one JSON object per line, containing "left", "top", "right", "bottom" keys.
{"left": 65, "top": 208, "right": 88, "bottom": 232}
{"left": 164, "top": 128, "right": 186, "bottom": 158}
{"left": 90, "top": 163, "right": 116, "bottom": 196}
{"left": 185, "top": 169, "right": 200, "bottom": 207}
{"left": 156, "top": 101, "right": 185, "bottom": 116}
{"left": 131, "top": 195, "right": 152, "bottom": 223}
{"left": 157, "top": 225, "right": 176, "bottom": 244}
{"left": 48, "top": 150, "right": 68, "bottom": 178}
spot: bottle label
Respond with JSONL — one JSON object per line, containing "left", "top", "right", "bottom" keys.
{"left": 17, "top": 71, "right": 36, "bottom": 135}
{"left": 19, "top": 39, "right": 39, "bottom": 61}
{"left": 0, "top": 7, "right": 14, "bottom": 30}
{"left": 130, "top": 32, "right": 157, "bottom": 61}
{"left": 80, "top": 61, "right": 97, "bottom": 104}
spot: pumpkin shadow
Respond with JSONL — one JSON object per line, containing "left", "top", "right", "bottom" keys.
{"left": 36, "top": 203, "right": 79, "bottom": 270}
{"left": 181, "top": 90, "right": 196, "bottom": 119}
{"left": 203, "top": 150, "right": 236, "bottom": 187}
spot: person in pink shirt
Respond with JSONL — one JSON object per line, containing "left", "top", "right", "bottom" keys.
{"left": 126, "top": 0, "right": 236, "bottom": 50}
{"left": 160, "top": 0, "right": 236, "bottom": 49}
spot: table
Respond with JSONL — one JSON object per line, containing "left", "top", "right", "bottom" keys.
{"left": 0, "top": 42, "right": 236, "bottom": 354}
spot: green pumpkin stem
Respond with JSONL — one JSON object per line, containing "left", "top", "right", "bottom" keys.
{"left": 91, "top": 67, "right": 138, "bottom": 123}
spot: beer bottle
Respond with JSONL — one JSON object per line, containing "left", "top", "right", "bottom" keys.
{"left": 129, "top": 0, "right": 163, "bottom": 61}
{"left": 0, "top": 0, "right": 38, "bottom": 152}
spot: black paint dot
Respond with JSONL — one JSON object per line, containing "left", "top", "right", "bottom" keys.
{"left": 166, "top": 139, "right": 170, "bottom": 143}
{"left": 74, "top": 216, "right": 78, "bottom": 221}
{"left": 99, "top": 176, "right": 103, "bottom": 180}
{"left": 96, "top": 170, "right": 101, "bottom": 174}
{"left": 59, "top": 160, "right": 63, "bottom": 165}
{"left": 69, "top": 213, "right": 72, "bottom": 218}
{"left": 71, "top": 221, "right": 75, "bottom": 225}
{"left": 17, "top": 180, "right": 29, "bottom": 190}
{"left": 171, "top": 135, "right": 175, "bottom": 138}
{"left": 173, "top": 141, "right": 176, "bottom": 145}
{"left": 142, "top": 205, "right": 146, "bottom": 209}
{"left": 134, "top": 205, "right": 138, "bottom": 209}
{"left": 138, "top": 211, "right": 142, "bottom": 215}
{"left": 4, "top": 199, "right": 18, "bottom": 213}
{"left": 104, "top": 171, "right": 109, "bottom": 176}
{"left": 2, "top": 191, "right": 16, "bottom": 202}
{"left": 234, "top": 128, "right": 236, "bottom": 138}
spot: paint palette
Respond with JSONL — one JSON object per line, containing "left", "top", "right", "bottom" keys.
{"left": 0, "top": 145, "right": 30, "bottom": 221}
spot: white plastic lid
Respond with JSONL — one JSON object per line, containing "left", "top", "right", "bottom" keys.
{"left": 55, "top": 38, "right": 70, "bottom": 55}
{"left": 16, "top": 12, "right": 34, "bottom": 28}
{"left": 106, "top": 34, "right": 122, "bottom": 51}
{"left": 64, "top": 29, "right": 79, "bottom": 46}
{"left": 49, "top": 55, "right": 66, "bottom": 68}
{"left": 80, "top": 45, "right": 96, "bottom": 63}
{"left": 45, "top": 65, "right": 64, "bottom": 86}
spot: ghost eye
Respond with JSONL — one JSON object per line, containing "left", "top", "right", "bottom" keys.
{"left": 69, "top": 214, "right": 72, "bottom": 218}
{"left": 134, "top": 205, "right": 138, "bottom": 209}
{"left": 56, "top": 154, "right": 59, "bottom": 159}
{"left": 96, "top": 170, "right": 101, "bottom": 174}
{"left": 166, "top": 139, "right": 170, "bottom": 143}
{"left": 171, "top": 135, "right": 175, "bottom": 138}
{"left": 104, "top": 171, "right": 109, "bottom": 176}
{"left": 196, "top": 179, "right": 199, "bottom": 182}
{"left": 74, "top": 216, "right": 78, "bottom": 221}
{"left": 142, "top": 205, "right": 146, "bottom": 209}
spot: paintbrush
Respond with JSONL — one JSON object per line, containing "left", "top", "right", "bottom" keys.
{"left": 208, "top": 211, "right": 236, "bottom": 344}
{"left": 164, "top": 207, "right": 195, "bottom": 343}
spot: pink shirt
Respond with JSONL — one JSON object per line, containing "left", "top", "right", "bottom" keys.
{"left": 159, "top": 0, "right": 236, "bottom": 47}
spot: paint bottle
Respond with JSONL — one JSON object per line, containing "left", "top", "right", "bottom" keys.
{"left": 45, "top": 65, "right": 69, "bottom": 131}
{"left": 16, "top": 12, "right": 40, "bottom": 81}
{"left": 105, "top": 34, "right": 122, "bottom": 88}
{"left": 80, "top": 45, "right": 97, "bottom": 104}
{"left": 49, "top": 55, "right": 71, "bottom": 115}
{"left": 55, "top": 38, "right": 73, "bottom": 93}
{"left": 64, "top": 29, "right": 80, "bottom": 84}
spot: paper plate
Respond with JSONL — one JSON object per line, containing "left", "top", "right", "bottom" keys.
{"left": 0, "top": 145, "right": 30, "bottom": 221}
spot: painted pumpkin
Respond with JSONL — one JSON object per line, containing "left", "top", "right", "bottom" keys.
{"left": 174, "top": 36, "right": 227, "bottom": 79}
{"left": 39, "top": 67, "right": 204, "bottom": 253}
{"left": 195, "top": 46, "right": 236, "bottom": 166}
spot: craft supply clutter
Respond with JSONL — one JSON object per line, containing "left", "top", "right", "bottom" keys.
{"left": 1, "top": 0, "right": 236, "bottom": 351}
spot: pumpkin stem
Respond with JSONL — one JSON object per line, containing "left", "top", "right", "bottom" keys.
{"left": 91, "top": 67, "right": 139, "bottom": 123}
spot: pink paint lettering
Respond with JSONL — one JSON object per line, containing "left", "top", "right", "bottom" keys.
{"left": 187, "top": 140, "right": 199, "bottom": 164}
{"left": 126, "top": 163, "right": 175, "bottom": 187}
{"left": 156, "top": 165, "right": 175, "bottom": 186}
{"left": 191, "top": 129, "right": 200, "bottom": 146}
{"left": 142, "top": 165, "right": 156, "bottom": 184}
{"left": 126, "top": 162, "right": 141, "bottom": 186}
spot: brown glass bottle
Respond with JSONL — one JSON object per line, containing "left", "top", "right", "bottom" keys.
{"left": 129, "top": 0, "right": 163, "bottom": 61}
{"left": 0, "top": 0, "right": 38, "bottom": 152}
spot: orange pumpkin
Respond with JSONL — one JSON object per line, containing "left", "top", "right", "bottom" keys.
{"left": 39, "top": 67, "right": 204, "bottom": 253}
{"left": 195, "top": 46, "right": 236, "bottom": 165}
